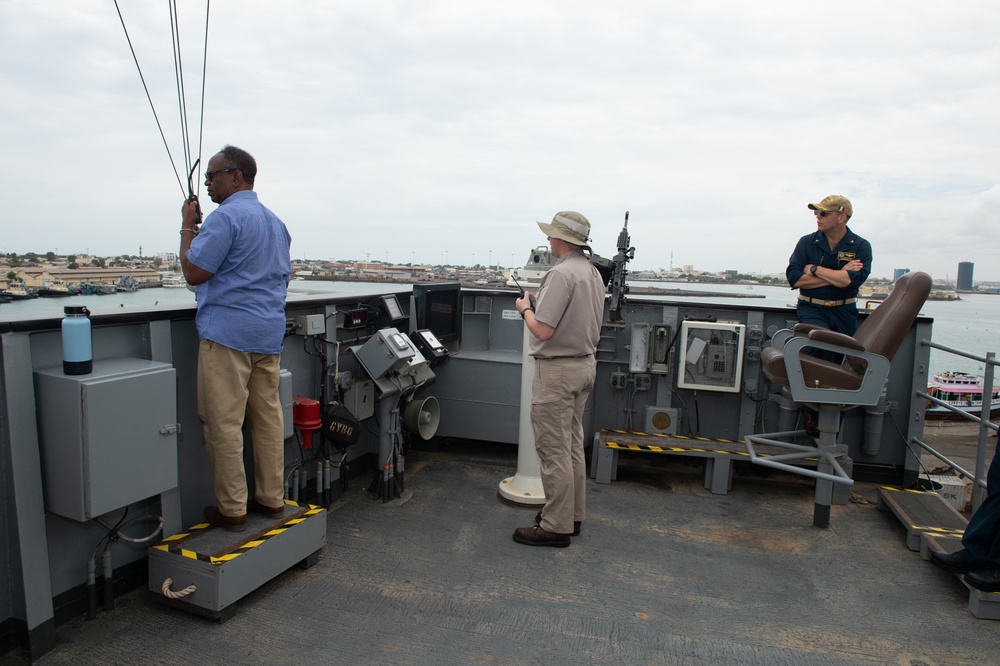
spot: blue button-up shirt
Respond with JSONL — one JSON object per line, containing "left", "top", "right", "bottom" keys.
{"left": 186, "top": 190, "right": 291, "bottom": 354}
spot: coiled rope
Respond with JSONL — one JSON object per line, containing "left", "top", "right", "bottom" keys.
{"left": 161, "top": 577, "right": 197, "bottom": 599}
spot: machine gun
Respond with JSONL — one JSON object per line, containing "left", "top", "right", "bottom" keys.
{"left": 608, "top": 211, "right": 634, "bottom": 323}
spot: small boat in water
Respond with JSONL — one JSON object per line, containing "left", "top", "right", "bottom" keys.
{"left": 0, "top": 285, "right": 37, "bottom": 300}
{"left": 78, "top": 282, "right": 116, "bottom": 295}
{"left": 36, "top": 281, "right": 78, "bottom": 297}
{"left": 161, "top": 273, "right": 187, "bottom": 288}
{"left": 926, "top": 371, "right": 1000, "bottom": 418}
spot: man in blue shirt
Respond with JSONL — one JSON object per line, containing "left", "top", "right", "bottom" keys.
{"left": 786, "top": 195, "right": 872, "bottom": 337}
{"left": 180, "top": 145, "right": 292, "bottom": 532}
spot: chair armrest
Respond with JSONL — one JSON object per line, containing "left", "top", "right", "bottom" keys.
{"left": 781, "top": 336, "right": 890, "bottom": 406}
{"left": 770, "top": 323, "right": 831, "bottom": 351}
{"left": 792, "top": 323, "right": 826, "bottom": 335}
{"left": 807, "top": 328, "right": 866, "bottom": 352}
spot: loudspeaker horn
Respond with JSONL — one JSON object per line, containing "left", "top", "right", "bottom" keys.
{"left": 403, "top": 396, "right": 440, "bottom": 440}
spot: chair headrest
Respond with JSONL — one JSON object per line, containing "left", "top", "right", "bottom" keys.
{"left": 852, "top": 271, "right": 932, "bottom": 362}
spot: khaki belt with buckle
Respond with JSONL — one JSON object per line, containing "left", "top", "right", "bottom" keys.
{"left": 798, "top": 294, "right": 857, "bottom": 307}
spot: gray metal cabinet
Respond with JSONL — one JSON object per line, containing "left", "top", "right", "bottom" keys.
{"left": 34, "top": 358, "right": 178, "bottom": 521}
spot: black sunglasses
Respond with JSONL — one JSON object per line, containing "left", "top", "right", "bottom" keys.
{"left": 204, "top": 168, "right": 237, "bottom": 181}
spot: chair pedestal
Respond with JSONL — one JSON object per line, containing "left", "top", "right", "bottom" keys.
{"left": 744, "top": 403, "right": 854, "bottom": 528}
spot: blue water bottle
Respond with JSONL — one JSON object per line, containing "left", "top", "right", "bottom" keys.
{"left": 62, "top": 305, "right": 92, "bottom": 375}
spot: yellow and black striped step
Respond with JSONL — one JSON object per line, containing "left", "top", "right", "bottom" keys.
{"left": 152, "top": 500, "right": 324, "bottom": 566}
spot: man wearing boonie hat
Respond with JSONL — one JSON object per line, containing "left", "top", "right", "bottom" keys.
{"left": 512, "top": 211, "right": 606, "bottom": 548}
{"left": 785, "top": 194, "right": 872, "bottom": 339}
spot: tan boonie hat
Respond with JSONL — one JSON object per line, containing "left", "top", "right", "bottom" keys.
{"left": 808, "top": 195, "right": 852, "bottom": 218}
{"left": 537, "top": 211, "right": 591, "bottom": 246}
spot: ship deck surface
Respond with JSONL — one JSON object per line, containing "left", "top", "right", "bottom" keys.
{"left": 17, "top": 442, "right": 998, "bottom": 666}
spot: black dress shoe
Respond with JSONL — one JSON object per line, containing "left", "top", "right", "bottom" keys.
{"left": 512, "top": 525, "right": 571, "bottom": 548}
{"left": 534, "top": 510, "right": 581, "bottom": 536}
{"left": 964, "top": 569, "right": 1000, "bottom": 592}
{"left": 930, "top": 549, "right": 983, "bottom": 574}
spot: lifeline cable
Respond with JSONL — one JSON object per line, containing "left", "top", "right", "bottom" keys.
{"left": 114, "top": 0, "right": 186, "bottom": 196}
{"left": 169, "top": 0, "right": 193, "bottom": 179}
{"left": 168, "top": 2, "right": 186, "bottom": 177}
{"left": 195, "top": 0, "right": 211, "bottom": 189}
{"left": 114, "top": 1, "right": 211, "bottom": 196}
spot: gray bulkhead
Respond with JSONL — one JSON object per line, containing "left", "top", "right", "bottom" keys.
{"left": 0, "top": 287, "right": 931, "bottom": 656}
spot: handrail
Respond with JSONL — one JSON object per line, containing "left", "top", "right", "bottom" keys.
{"left": 922, "top": 339, "right": 997, "bottom": 366}
{"left": 909, "top": 435, "right": 985, "bottom": 490}
{"left": 916, "top": 339, "right": 997, "bottom": 512}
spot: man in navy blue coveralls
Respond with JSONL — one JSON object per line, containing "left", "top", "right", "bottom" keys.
{"left": 930, "top": 445, "right": 1000, "bottom": 591}
{"left": 784, "top": 195, "right": 871, "bottom": 435}
{"left": 786, "top": 194, "right": 872, "bottom": 338}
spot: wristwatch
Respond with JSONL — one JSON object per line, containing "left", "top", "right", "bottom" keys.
{"left": 810, "top": 264, "right": 819, "bottom": 276}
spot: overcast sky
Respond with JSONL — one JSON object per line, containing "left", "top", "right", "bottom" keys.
{"left": 2, "top": 2, "right": 998, "bottom": 280}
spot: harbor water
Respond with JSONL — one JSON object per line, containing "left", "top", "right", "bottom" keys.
{"left": 3, "top": 280, "right": 997, "bottom": 378}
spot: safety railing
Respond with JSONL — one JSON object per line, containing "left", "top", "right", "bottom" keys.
{"left": 913, "top": 340, "right": 997, "bottom": 512}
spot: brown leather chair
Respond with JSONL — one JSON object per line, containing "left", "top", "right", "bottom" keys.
{"left": 745, "top": 271, "right": 932, "bottom": 526}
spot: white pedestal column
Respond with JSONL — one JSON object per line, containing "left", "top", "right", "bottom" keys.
{"left": 498, "top": 314, "right": 546, "bottom": 505}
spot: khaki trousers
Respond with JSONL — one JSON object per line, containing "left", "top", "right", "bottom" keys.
{"left": 197, "top": 340, "right": 285, "bottom": 517}
{"left": 531, "top": 356, "right": 596, "bottom": 534}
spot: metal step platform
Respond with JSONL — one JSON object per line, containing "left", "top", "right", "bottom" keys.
{"left": 877, "top": 486, "right": 967, "bottom": 552}
{"left": 592, "top": 428, "right": 826, "bottom": 496}
{"left": 148, "top": 501, "right": 326, "bottom": 621}
{"left": 877, "top": 486, "right": 1000, "bottom": 620}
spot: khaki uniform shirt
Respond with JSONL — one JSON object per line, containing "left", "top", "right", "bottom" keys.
{"left": 528, "top": 250, "right": 605, "bottom": 358}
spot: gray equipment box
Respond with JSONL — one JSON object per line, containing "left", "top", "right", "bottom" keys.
{"left": 354, "top": 327, "right": 417, "bottom": 379}
{"left": 34, "top": 358, "right": 178, "bottom": 521}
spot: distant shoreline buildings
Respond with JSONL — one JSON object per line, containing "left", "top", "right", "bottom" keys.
{"left": 3, "top": 252, "right": 999, "bottom": 295}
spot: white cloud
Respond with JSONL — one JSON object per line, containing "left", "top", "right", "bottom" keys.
{"left": 2, "top": 0, "right": 998, "bottom": 280}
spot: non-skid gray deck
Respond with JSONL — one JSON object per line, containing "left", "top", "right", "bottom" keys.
{"left": 12, "top": 445, "right": 999, "bottom": 665}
